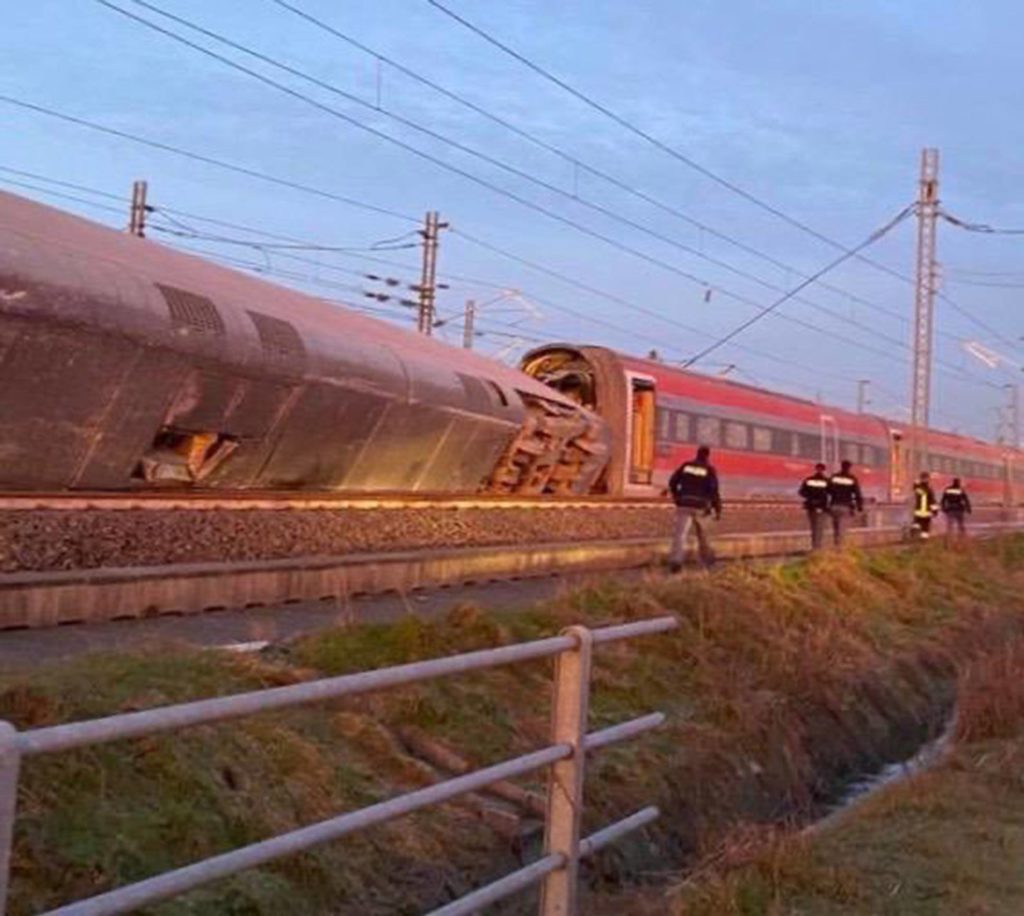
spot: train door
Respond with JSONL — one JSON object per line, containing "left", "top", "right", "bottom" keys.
{"left": 627, "top": 373, "right": 656, "bottom": 486}
{"left": 819, "top": 414, "right": 839, "bottom": 467}
{"left": 889, "top": 430, "right": 907, "bottom": 501}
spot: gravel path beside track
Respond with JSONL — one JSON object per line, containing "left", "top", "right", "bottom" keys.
{"left": 0, "top": 503, "right": 807, "bottom": 572}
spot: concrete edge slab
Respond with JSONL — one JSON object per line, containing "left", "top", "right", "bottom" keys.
{"left": 1, "top": 523, "right": 1021, "bottom": 630}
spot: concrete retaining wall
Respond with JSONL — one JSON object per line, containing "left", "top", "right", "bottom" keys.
{"left": 1, "top": 522, "right": 1021, "bottom": 630}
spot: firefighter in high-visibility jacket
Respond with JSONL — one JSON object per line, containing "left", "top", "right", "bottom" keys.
{"left": 940, "top": 477, "right": 972, "bottom": 539}
{"left": 911, "top": 471, "right": 939, "bottom": 539}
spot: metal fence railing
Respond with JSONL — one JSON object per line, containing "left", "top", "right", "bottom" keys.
{"left": 0, "top": 615, "right": 677, "bottom": 916}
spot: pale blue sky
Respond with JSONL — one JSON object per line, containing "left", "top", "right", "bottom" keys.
{"left": 2, "top": 0, "right": 1022, "bottom": 440}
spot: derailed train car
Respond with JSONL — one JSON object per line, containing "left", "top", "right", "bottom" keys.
{"left": 521, "top": 344, "right": 1023, "bottom": 504}
{"left": 0, "top": 191, "right": 607, "bottom": 494}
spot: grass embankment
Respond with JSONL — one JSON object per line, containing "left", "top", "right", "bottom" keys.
{"left": 665, "top": 644, "right": 1024, "bottom": 915}
{"left": 3, "top": 538, "right": 1024, "bottom": 915}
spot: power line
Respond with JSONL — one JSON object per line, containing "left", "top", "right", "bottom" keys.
{"left": 450, "top": 229, "right": 891, "bottom": 387}
{"left": 119, "top": 0, "right": 931, "bottom": 360}
{"left": 0, "top": 95, "right": 418, "bottom": 224}
{"left": 0, "top": 171, "right": 986, "bottom": 425}
{"left": 947, "top": 277, "right": 1024, "bottom": 290}
{"left": 940, "top": 211, "right": 1024, "bottom": 236}
{"left": 422, "top": 0, "right": 923, "bottom": 285}
{"left": 683, "top": 204, "right": 916, "bottom": 368}
{"left": 96, "top": 1, "right": 967, "bottom": 373}
{"left": 422, "top": 2, "right": 1024, "bottom": 368}
{"left": 0, "top": 158, "right": 1004, "bottom": 402}
{"left": 0, "top": 163, "right": 702, "bottom": 369}
{"left": 273, "top": 0, "right": 913, "bottom": 331}
{"left": 0, "top": 175, "right": 128, "bottom": 217}
{"left": 166, "top": 239, "right": 550, "bottom": 345}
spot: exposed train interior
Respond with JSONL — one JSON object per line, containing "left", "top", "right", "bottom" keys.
{"left": 520, "top": 347, "right": 598, "bottom": 410}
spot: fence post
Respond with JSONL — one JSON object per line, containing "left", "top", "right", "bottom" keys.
{"left": 0, "top": 721, "right": 21, "bottom": 914}
{"left": 538, "top": 625, "right": 593, "bottom": 916}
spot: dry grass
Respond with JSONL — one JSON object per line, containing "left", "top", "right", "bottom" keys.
{"left": 2, "top": 538, "right": 1024, "bottom": 914}
{"left": 664, "top": 557, "right": 1024, "bottom": 916}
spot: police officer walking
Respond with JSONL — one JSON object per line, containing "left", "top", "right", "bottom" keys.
{"left": 827, "top": 460, "right": 863, "bottom": 547}
{"left": 911, "top": 471, "right": 939, "bottom": 539}
{"left": 668, "top": 445, "right": 722, "bottom": 572}
{"left": 940, "top": 477, "right": 971, "bottom": 540}
{"left": 799, "top": 462, "right": 831, "bottom": 550}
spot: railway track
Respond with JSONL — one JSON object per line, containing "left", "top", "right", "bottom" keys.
{"left": 0, "top": 490, "right": 793, "bottom": 512}
{"left": 3, "top": 517, "right": 1023, "bottom": 631}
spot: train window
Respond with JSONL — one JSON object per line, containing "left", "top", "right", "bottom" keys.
{"left": 840, "top": 441, "right": 859, "bottom": 463}
{"left": 752, "top": 427, "right": 772, "bottom": 452}
{"left": 771, "top": 429, "right": 793, "bottom": 456}
{"left": 656, "top": 408, "right": 671, "bottom": 441}
{"left": 673, "top": 412, "right": 693, "bottom": 443}
{"left": 695, "top": 416, "right": 721, "bottom": 446}
{"left": 798, "top": 433, "right": 819, "bottom": 459}
{"left": 724, "top": 421, "right": 749, "bottom": 450}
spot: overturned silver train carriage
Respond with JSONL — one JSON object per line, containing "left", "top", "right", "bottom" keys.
{"left": 0, "top": 191, "right": 608, "bottom": 494}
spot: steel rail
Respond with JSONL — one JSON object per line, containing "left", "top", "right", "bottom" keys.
{"left": 0, "top": 491, "right": 798, "bottom": 512}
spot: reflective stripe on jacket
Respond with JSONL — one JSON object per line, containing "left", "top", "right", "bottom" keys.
{"left": 669, "top": 460, "right": 721, "bottom": 513}
{"left": 913, "top": 484, "right": 938, "bottom": 518}
{"left": 941, "top": 487, "right": 971, "bottom": 514}
{"left": 799, "top": 475, "right": 830, "bottom": 510}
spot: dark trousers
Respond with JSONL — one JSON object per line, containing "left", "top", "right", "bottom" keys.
{"left": 806, "top": 509, "right": 827, "bottom": 550}
{"left": 829, "top": 507, "right": 852, "bottom": 547}
{"left": 913, "top": 515, "right": 933, "bottom": 538}
{"left": 944, "top": 511, "right": 967, "bottom": 539}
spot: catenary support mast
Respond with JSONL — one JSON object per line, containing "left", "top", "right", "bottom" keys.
{"left": 910, "top": 148, "right": 940, "bottom": 472}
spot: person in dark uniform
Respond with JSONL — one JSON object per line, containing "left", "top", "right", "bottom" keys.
{"left": 668, "top": 445, "right": 722, "bottom": 572}
{"left": 827, "top": 460, "right": 863, "bottom": 547}
{"left": 940, "top": 477, "right": 971, "bottom": 540}
{"left": 799, "top": 462, "right": 831, "bottom": 550}
{"left": 912, "top": 471, "right": 939, "bottom": 539}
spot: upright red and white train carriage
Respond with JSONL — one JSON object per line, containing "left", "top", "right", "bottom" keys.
{"left": 522, "top": 344, "right": 1021, "bottom": 505}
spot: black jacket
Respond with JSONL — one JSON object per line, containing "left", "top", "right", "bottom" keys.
{"left": 940, "top": 485, "right": 971, "bottom": 514}
{"left": 827, "top": 472, "right": 863, "bottom": 512}
{"left": 799, "top": 472, "right": 830, "bottom": 511}
{"left": 669, "top": 458, "right": 722, "bottom": 515}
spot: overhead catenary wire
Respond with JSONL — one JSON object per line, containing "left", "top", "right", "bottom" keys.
{"left": 940, "top": 210, "right": 1024, "bottom": 236}
{"left": 0, "top": 96, "right": 418, "bottom": 224}
{"left": 424, "top": 0, "right": 1024, "bottom": 367}
{"left": 272, "top": 0, "right": 913, "bottom": 331}
{"left": 0, "top": 169, "right": 980, "bottom": 423}
{"left": 0, "top": 154, "right": 1006, "bottom": 423}
{"left": 94, "top": 1, "right": 996, "bottom": 377}
{"left": 114, "top": 0, "right": 931, "bottom": 360}
{"left": 682, "top": 204, "right": 916, "bottom": 368}
{"left": 422, "top": 0, "right": 929, "bottom": 284}
{"left": 0, "top": 158, "right": 1004, "bottom": 405}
